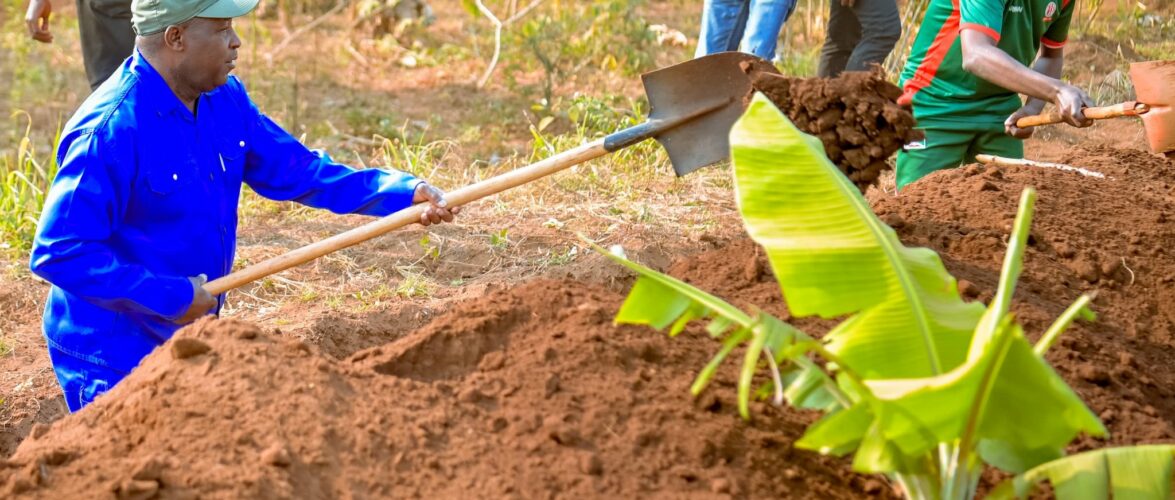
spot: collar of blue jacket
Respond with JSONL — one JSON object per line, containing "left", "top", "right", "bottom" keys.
{"left": 30, "top": 49, "right": 422, "bottom": 374}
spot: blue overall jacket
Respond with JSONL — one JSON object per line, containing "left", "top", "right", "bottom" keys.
{"left": 30, "top": 51, "right": 421, "bottom": 388}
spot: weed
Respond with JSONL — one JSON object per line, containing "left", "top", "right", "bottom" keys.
{"left": 489, "top": 228, "right": 511, "bottom": 250}
{"left": 354, "top": 283, "right": 394, "bottom": 307}
{"left": 0, "top": 112, "right": 59, "bottom": 255}
{"left": 541, "top": 245, "right": 578, "bottom": 267}
{"left": 394, "top": 269, "right": 435, "bottom": 298}
{"left": 377, "top": 123, "right": 457, "bottom": 179}
{"left": 418, "top": 234, "right": 440, "bottom": 261}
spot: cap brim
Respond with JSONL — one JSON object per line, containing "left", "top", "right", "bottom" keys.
{"left": 197, "top": 0, "right": 259, "bottom": 19}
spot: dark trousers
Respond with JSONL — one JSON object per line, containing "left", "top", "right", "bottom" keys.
{"left": 76, "top": 0, "right": 136, "bottom": 90}
{"left": 817, "top": 0, "right": 901, "bottom": 77}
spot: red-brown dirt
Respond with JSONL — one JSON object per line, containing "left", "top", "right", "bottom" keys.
{"left": 3, "top": 131, "right": 1174, "bottom": 499}
{"left": 0, "top": 284, "right": 888, "bottom": 499}
{"left": 753, "top": 70, "right": 920, "bottom": 191}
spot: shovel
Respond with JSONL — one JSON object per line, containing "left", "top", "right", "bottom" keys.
{"left": 204, "top": 52, "right": 779, "bottom": 295}
{"left": 1015, "top": 60, "right": 1175, "bottom": 155}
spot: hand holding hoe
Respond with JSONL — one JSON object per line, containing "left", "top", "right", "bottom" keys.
{"left": 1015, "top": 60, "right": 1175, "bottom": 156}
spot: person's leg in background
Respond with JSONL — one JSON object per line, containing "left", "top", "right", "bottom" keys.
{"left": 843, "top": 0, "right": 901, "bottom": 72}
{"left": 895, "top": 126, "right": 976, "bottom": 190}
{"left": 742, "top": 0, "right": 797, "bottom": 61}
{"left": 76, "top": 0, "right": 135, "bottom": 90}
{"left": 696, "top": 0, "right": 752, "bottom": 57}
{"left": 817, "top": 0, "right": 861, "bottom": 77}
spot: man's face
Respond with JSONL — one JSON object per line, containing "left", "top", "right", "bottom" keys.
{"left": 176, "top": 17, "right": 240, "bottom": 91}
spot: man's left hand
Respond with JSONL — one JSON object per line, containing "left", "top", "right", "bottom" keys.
{"left": 1005, "top": 103, "right": 1047, "bottom": 139}
{"left": 412, "top": 183, "right": 461, "bottom": 226}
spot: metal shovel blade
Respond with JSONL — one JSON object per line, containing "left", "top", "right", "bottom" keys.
{"left": 641, "top": 52, "right": 780, "bottom": 176}
{"left": 1130, "top": 60, "right": 1175, "bottom": 154}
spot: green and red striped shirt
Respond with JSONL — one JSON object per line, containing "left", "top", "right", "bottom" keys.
{"left": 898, "top": 0, "right": 1074, "bottom": 125}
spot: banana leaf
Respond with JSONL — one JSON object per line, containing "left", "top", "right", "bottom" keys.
{"left": 989, "top": 445, "right": 1175, "bottom": 499}
{"left": 584, "top": 239, "right": 846, "bottom": 418}
{"left": 729, "top": 93, "right": 985, "bottom": 380}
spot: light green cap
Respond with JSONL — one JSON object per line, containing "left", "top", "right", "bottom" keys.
{"left": 132, "top": 0, "right": 259, "bottom": 36}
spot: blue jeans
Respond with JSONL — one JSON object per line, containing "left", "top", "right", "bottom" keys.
{"left": 48, "top": 345, "right": 129, "bottom": 412}
{"left": 695, "top": 0, "right": 797, "bottom": 61}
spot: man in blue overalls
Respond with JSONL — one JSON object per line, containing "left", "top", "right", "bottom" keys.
{"left": 30, "top": 0, "right": 460, "bottom": 412}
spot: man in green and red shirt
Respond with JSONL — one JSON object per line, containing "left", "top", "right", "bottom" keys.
{"left": 895, "top": 0, "right": 1094, "bottom": 188}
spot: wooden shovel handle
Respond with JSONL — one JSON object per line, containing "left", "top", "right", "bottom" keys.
{"left": 204, "top": 140, "right": 609, "bottom": 295}
{"left": 1015, "top": 101, "right": 1149, "bottom": 128}
{"left": 203, "top": 97, "right": 733, "bottom": 296}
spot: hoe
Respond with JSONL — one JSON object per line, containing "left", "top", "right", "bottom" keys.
{"left": 1015, "top": 59, "right": 1175, "bottom": 157}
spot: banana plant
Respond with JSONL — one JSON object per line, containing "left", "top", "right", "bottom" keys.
{"left": 587, "top": 94, "right": 1171, "bottom": 499}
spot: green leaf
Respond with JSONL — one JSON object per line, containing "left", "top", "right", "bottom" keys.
{"left": 989, "top": 445, "right": 1175, "bottom": 500}
{"left": 1035, "top": 293, "right": 1096, "bottom": 355}
{"left": 730, "top": 93, "right": 985, "bottom": 380}
{"left": 583, "top": 238, "right": 847, "bottom": 418}
{"left": 614, "top": 277, "right": 692, "bottom": 329}
{"left": 691, "top": 328, "right": 750, "bottom": 396}
{"left": 978, "top": 439, "right": 1063, "bottom": 474}
{"left": 796, "top": 404, "right": 871, "bottom": 456}
{"left": 863, "top": 318, "right": 1105, "bottom": 470}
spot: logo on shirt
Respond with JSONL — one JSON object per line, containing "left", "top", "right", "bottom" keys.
{"left": 1009, "top": 4, "right": 1024, "bottom": 12}
{"left": 903, "top": 140, "right": 927, "bottom": 151}
{"left": 1043, "top": 1, "right": 1057, "bottom": 21}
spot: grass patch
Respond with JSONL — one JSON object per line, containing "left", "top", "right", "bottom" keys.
{"left": 0, "top": 112, "right": 58, "bottom": 255}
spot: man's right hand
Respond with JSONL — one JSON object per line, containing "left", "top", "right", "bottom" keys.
{"left": 1054, "top": 83, "right": 1095, "bottom": 128}
{"left": 25, "top": 0, "right": 53, "bottom": 43}
{"left": 176, "top": 275, "right": 217, "bottom": 324}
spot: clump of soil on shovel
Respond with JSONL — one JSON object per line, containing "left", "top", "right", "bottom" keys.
{"left": 1, "top": 284, "right": 886, "bottom": 499}
{"left": 751, "top": 69, "right": 920, "bottom": 192}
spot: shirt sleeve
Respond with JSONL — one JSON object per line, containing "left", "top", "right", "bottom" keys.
{"left": 232, "top": 78, "right": 423, "bottom": 217}
{"left": 1042, "top": 0, "right": 1074, "bottom": 48}
{"left": 960, "top": 0, "right": 1007, "bottom": 43}
{"left": 29, "top": 131, "right": 194, "bottom": 320}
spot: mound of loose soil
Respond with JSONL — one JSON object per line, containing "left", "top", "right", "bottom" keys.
{"left": 752, "top": 70, "right": 920, "bottom": 191}
{"left": 0, "top": 282, "right": 887, "bottom": 499}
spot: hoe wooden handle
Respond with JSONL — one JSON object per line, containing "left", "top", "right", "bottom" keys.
{"left": 1015, "top": 101, "right": 1149, "bottom": 128}
{"left": 204, "top": 141, "right": 610, "bottom": 295}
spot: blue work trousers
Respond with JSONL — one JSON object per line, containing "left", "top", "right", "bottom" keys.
{"left": 48, "top": 346, "right": 129, "bottom": 412}
{"left": 695, "top": 0, "right": 796, "bottom": 61}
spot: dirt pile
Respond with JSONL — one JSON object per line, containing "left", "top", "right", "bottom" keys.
{"left": 1, "top": 283, "right": 885, "bottom": 499}
{"left": 752, "top": 69, "right": 920, "bottom": 191}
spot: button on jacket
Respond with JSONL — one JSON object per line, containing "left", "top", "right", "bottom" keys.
{"left": 31, "top": 50, "right": 421, "bottom": 375}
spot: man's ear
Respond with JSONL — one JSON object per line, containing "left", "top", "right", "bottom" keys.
{"left": 163, "top": 24, "right": 185, "bottom": 51}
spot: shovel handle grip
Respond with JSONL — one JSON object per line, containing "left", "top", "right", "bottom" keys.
{"left": 204, "top": 140, "right": 610, "bottom": 295}
{"left": 1015, "top": 101, "right": 1149, "bottom": 128}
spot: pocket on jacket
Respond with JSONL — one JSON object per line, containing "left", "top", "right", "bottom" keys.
{"left": 146, "top": 164, "right": 196, "bottom": 196}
